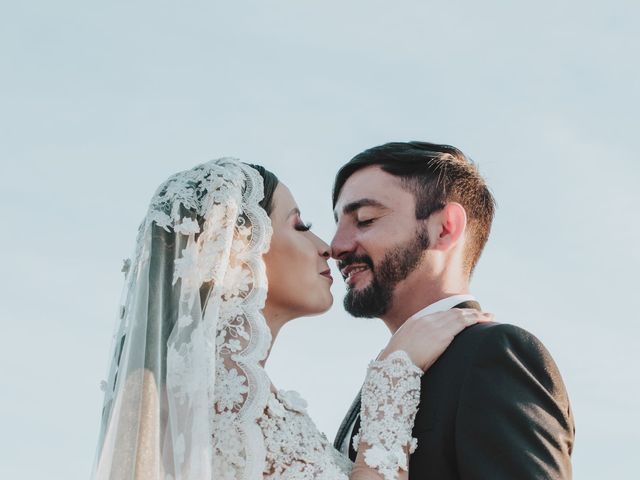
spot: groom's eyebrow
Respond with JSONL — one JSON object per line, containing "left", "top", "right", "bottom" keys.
{"left": 334, "top": 198, "right": 386, "bottom": 221}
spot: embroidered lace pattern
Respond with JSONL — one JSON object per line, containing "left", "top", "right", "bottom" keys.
{"left": 354, "top": 350, "right": 423, "bottom": 480}
{"left": 258, "top": 390, "right": 352, "bottom": 480}
{"left": 156, "top": 160, "right": 272, "bottom": 479}
{"left": 94, "top": 158, "right": 273, "bottom": 480}
{"left": 247, "top": 352, "right": 422, "bottom": 480}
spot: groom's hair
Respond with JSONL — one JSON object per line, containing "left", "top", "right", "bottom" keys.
{"left": 332, "top": 141, "right": 495, "bottom": 275}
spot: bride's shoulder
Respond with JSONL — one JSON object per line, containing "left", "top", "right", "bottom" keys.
{"left": 274, "top": 389, "right": 308, "bottom": 414}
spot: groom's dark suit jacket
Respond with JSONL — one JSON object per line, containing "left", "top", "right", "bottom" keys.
{"left": 334, "top": 301, "right": 575, "bottom": 479}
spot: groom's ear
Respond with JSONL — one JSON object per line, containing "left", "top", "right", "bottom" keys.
{"left": 429, "top": 202, "right": 468, "bottom": 252}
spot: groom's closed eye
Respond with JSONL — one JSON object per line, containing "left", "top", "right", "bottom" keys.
{"left": 334, "top": 198, "right": 388, "bottom": 222}
{"left": 356, "top": 218, "right": 376, "bottom": 227}
{"left": 354, "top": 206, "right": 384, "bottom": 228}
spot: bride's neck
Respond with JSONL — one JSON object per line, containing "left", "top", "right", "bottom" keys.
{"left": 260, "top": 306, "right": 290, "bottom": 366}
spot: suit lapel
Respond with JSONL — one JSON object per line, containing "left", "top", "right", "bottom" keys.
{"left": 333, "top": 390, "right": 361, "bottom": 453}
{"left": 348, "top": 411, "right": 361, "bottom": 461}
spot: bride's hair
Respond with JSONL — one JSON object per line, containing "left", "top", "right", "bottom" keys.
{"left": 246, "top": 163, "right": 279, "bottom": 215}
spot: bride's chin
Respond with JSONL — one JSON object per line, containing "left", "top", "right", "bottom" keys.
{"left": 308, "top": 295, "right": 334, "bottom": 316}
{"left": 322, "top": 295, "right": 334, "bottom": 312}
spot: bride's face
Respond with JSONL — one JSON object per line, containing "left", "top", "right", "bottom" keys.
{"left": 262, "top": 183, "right": 333, "bottom": 321}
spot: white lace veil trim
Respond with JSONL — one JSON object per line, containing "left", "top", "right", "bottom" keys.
{"left": 92, "top": 158, "right": 272, "bottom": 480}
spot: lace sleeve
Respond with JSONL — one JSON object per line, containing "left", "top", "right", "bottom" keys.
{"left": 353, "top": 350, "right": 422, "bottom": 480}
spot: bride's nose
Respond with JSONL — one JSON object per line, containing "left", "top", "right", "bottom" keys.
{"left": 316, "top": 237, "right": 332, "bottom": 258}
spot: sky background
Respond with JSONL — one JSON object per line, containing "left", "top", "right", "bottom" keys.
{"left": 1, "top": 1, "right": 639, "bottom": 478}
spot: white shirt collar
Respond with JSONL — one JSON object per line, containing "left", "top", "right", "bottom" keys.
{"left": 406, "top": 294, "right": 477, "bottom": 322}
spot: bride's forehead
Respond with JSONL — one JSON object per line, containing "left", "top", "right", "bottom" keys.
{"left": 273, "top": 183, "right": 298, "bottom": 212}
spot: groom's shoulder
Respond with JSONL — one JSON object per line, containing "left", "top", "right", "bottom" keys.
{"left": 457, "top": 321, "right": 541, "bottom": 344}
{"left": 451, "top": 321, "right": 556, "bottom": 366}
{"left": 452, "top": 322, "right": 562, "bottom": 380}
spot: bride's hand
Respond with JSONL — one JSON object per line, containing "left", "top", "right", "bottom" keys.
{"left": 380, "top": 309, "right": 494, "bottom": 371}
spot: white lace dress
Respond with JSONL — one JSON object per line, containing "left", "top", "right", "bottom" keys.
{"left": 259, "top": 389, "right": 353, "bottom": 479}
{"left": 254, "top": 351, "right": 423, "bottom": 480}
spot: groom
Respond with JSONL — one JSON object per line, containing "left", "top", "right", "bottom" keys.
{"left": 331, "top": 142, "right": 575, "bottom": 479}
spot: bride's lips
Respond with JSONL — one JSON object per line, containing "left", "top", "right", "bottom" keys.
{"left": 320, "top": 269, "right": 333, "bottom": 284}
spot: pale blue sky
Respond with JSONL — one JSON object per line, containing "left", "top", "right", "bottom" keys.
{"left": 1, "top": 1, "right": 638, "bottom": 478}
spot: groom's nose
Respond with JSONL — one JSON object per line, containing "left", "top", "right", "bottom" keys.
{"left": 330, "top": 225, "right": 357, "bottom": 260}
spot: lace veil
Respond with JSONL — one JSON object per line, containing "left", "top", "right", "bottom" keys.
{"left": 91, "top": 158, "right": 273, "bottom": 479}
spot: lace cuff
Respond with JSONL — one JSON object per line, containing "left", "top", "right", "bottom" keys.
{"left": 354, "top": 350, "right": 422, "bottom": 480}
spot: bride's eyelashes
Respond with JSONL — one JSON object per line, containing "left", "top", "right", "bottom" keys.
{"left": 294, "top": 217, "right": 313, "bottom": 232}
{"left": 295, "top": 222, "right": 312, "bottom": 232}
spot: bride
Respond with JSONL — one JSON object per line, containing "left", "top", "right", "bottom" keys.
{"left": 92, "top": 158, "right": 490, "bottom": 480}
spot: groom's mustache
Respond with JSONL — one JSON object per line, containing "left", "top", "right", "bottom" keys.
{"left": 337, "top": 254, "right": 375, "bottom": 277}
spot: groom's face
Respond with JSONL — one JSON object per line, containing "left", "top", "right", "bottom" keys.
{"left": 331, "top": 166, "right": 430, "bottom": 317}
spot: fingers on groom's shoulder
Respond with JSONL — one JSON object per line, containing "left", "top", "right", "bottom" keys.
{"left": 456, "top": 319, "right": 500, "bottom": 338}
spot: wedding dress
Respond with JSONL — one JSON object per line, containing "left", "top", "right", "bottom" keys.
{"left": 91, "top": 158, "right": 422, "bottom": 480}
{"left": 250, "top": 349, "right": 421, "bottom": 480}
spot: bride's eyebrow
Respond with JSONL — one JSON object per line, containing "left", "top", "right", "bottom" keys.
{"left": 286, "top": 207, "right": 301, "bottom": 221}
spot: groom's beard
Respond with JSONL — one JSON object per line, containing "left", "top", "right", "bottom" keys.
{"left": 342, "top": 226, "right": 430, "bottom": 318}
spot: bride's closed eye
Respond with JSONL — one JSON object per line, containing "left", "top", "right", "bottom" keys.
{"left": 295, "top": 221, "right": 313, "bottom": 232}
{"left": 293, "top": 213, "right": 312, "bottom": 232}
